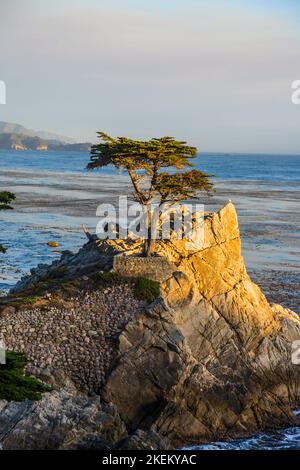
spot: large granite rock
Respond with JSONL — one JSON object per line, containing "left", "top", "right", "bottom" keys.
{"left": 103, "top": 203, "right": 300, "bottom": 446}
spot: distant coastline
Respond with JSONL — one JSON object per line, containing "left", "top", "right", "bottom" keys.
{"left": 0, "top": 133, "right": 91, "bottom": 152}
{"left": 0, "top": 121, "right": 91, "bottom": 152}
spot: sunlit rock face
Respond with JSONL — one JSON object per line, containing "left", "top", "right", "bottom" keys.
{"left": 103, "top": 203, "right": 300, "bottom": 447}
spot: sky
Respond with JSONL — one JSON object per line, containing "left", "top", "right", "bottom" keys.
{"left": 0, "top": 0, "right": 300, "bottom": 153}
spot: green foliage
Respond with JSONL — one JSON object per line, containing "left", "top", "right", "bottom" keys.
{"left": 88, "top": 133, "right": 197, "bottom": 172}
{"left": 6, "top": 295, "right": 41, "bottom": 307}
{"left": 155, "top": 169, "right": 213, "bottom": 204}
{"left": 0, "top": 191, "right": 15, "bottom": 253}
{"left": 88, "top": 133, "right": 213, "bottom": 205}
{"left": 134, "top": 277, "right": 160, "bottom": 303}
{"left": 20, "top": 296, "right": 40, "bottom": 304}
{"left": 98, "top": 271, "right": 118, "bottom": 284}
{"left": 87, "top": 133, "right": 214, "bottom": 255}
{"left": 0, "top": 191, "right": 15, "bottom": 211}
{"left": 0, "top": 351, "right": 50, "bottom": 401}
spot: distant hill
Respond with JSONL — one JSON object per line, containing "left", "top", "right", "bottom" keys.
{"left": 0, "top": 121, "right": 92, "bottom": 152}
{"left": 48, "top": 142, "right": 92, "bottom": 152}
{"left": 0, "top": 133, "right": 48, "bottom": 151}
{"left": 0, "top": 121, "right": 76, "bottom": 144}
{"left": 0, "top": 132, "right": 91, "bottom": 152}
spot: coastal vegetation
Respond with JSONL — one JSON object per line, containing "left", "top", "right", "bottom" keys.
{"left": 98, "top": 271, "right": 118, "bottom": 284}
{"left": 0, "top": 191, "right": 15, "bottom": 253}
{"left": 88, "top": 133, "right": 213, "bottom": 255}
{"left": 134, "top": 277, "right": 160, "bottom": 303}
{"left": 0, "top": 351, "right": 50, "bottom": 401}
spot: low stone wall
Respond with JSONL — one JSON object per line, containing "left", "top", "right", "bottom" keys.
{"left": 113, "top": 255, "right": 176, "bottom": 283}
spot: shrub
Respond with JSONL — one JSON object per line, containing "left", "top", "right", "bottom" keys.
{"left": 98, "top": 271, "right": 118, "bottom": 284}
{"left": 0, "top": 351, "right": 50, "bottom": 401}
{"left": 134, "top": 277, "right": 160, "bottom": 303}
{"left": 21, "top": 296, "right": 40, "bottom": 304}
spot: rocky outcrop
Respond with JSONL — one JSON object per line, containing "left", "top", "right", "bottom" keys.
{"left": 1, "top": 202, "right": 300, "bottom": 449}
{"left": 118, "top": 430, "right": 171, "bottom": 450}
{"left": 0, "top": 388, "right": 126, "bottom": 450}
{"left": 102, "top": 203, "right": 300, "bottom": 446}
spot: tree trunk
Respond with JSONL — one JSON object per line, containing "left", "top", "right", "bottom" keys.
{"left": 146, "top": 234, "right": 156, "bottom": 257}
{"left": 145, "top": 209, "right": 158, "bottom": 257}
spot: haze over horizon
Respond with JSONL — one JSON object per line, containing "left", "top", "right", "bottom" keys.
{"left": 1, "top": 0, "right": 300, "bottom": 154}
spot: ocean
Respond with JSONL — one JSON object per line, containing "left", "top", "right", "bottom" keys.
{"left": 0, "top": 150, "right": 299, "bottom": 449}
{"left": 0, "top": 150, "right": 299, "bottom": 294}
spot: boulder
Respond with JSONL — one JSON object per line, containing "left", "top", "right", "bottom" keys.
{"left": 1, "top": 389, "right": 127, "bottom": 450}
{"left": 118, "top": 429, "right": 171, "bottom": 450}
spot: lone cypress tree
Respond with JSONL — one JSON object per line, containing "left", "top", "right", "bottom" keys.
{"left": 0, "top": 191, "right": 15, "bottom": 253}
{"left": 88, "top": 133, "right": 213, "bottom": 255}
